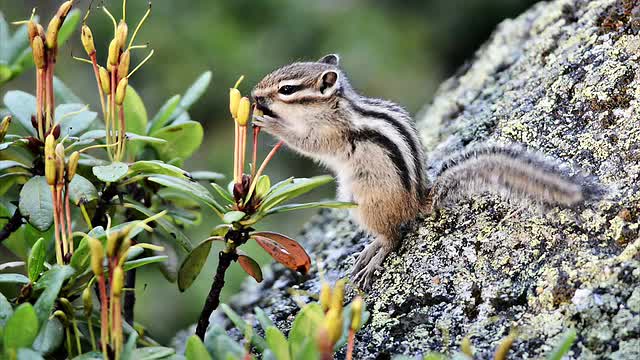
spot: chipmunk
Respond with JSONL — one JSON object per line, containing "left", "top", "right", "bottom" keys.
{"left": 252, "top": 54, "right": 596, "bottom": 290}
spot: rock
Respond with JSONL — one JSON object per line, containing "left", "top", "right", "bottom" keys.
{"left": 226, "top": 0, "right": 640, "bottom": 358}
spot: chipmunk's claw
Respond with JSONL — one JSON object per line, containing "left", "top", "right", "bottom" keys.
{"left": 351, "top": 240, "right": 388, "bottom": 290}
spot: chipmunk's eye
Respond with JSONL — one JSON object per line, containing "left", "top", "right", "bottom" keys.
{"left": 278, "top": 85, "right": 301, "bottom": 95}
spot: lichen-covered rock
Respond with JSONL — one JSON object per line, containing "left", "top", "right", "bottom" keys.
{"left": 227, "top": 0, "right": 640, "bottom": 358}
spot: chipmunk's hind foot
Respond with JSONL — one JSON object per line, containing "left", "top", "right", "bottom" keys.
{"left": 352, "top": 240, "right": 391, "bottom": 290}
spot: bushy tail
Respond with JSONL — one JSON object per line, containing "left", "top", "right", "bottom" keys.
{"left": 428, "top": 144, "right": 600, "bottom": 210}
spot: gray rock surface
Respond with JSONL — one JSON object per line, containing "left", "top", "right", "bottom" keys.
{"left": 227, "top": 0, "right": 640, "bottom": 358}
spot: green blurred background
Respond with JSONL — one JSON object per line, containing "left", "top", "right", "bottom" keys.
{"left": 0, "top": 0, "right": 537, "bottom": 344}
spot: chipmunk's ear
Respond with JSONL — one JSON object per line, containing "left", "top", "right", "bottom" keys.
{"left": 318, "top": 54, "right": 340, "bottom": 66}
{"left": 318, "top": 70, "right": 339, "bottom": 94}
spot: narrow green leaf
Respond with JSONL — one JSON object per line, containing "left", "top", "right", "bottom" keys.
{"left": 0, "top": 160, "right": 30, "bottom": 171}
{"left": 191, "top": 171, "right": 224, "bottom": 181}
{"left": 178, "top": 71, "right": 212, "bottom": 113}
{"left": 17, "top": 348, "right": 45, "bottom": 360}
{"left": 80, "top": 130, "right": 167, "bottom": 144}
{"left": 203, "top": 324, "right": 245, "bottom": 360}
{"left": 129, "top": 160, "right": 190, "bottom": 179}
{"left": 130, "top": 347, "right": 176, "bottom": 360}
{"left": 32, "top": 317, "right": 64, "bottom": 355}
{"left": 71, "top": 352, "right": 104, "bottom": 359}
{"left": 55, "top": 103, "right": 97, "bottom": 136}
{"left": 546, "top": 329, "right": 577, "bottom": 360}
{"left": 70, "top": 236, "right": 90, "bottom": 272}
{"left": 124, "top": 202, "right": 193, "bottom": 252}
{"left": 186, "top": 335, "right": 212, "bottom": 360}
{"left": 0, "top": 12, "right": 9, "bottom": 62}
{"left": 210, "top": 182, "right": 234, "bottom": 204}
{"left": 18, "top": 176, "right": 53, "bottom": 231}
{"left": 148, "top": 175, "right": 225, "bottom": 216}
{"left": 120, "top": 331, "right": 139, "bottom": 360}
{"left": 93, "top": 162, "right": 129, "bottom": 183}
{"left": 223, "top": 211, "right": 246, "bottom": 224}
{"left": 123, "top": 86, "right": 148, "bottom": 135}
{"left": 0, "top": 273, "right": 29, "bottom": 284}
{"left": 28, "top": 238, "right": 46, "bottom": 282}
{"left": 293, "top": 338, "right": 320, "bottom": 360}
{"left": 177, "top": 237, "right": 215, "bottom": 291}
{"left": 148, "top": 94, "right": 181, "bottom": 134}
{"left": 265, "top": 201, "right": 356, "bottom": 216}
{"left": 57, "top": 10, "right": 81, "bottom": 49}
{"left": 68, "top": 175, "right": 98, "bottom": 205}
{"left": 220, "top": 304, "right": 266, "bottom": 351}
{"left": 254, "top": 307, "right": 275, "bottom": 332}
{"left": 3, "top": 90, "right": 37, "bottom": 135}
{"left": 260, "top": 176, "right": 334, "bottom": 212}
{"left": 33, "top": 265, "right": 75, "bottom": 325}
{"left": 265, "top": 326, "right": 290, "bottom": 360}
{"left": 151, "top": 121, "right": 203, "bottom": 161}
{"left": 123, "top": 256, "right": 169, "bottom": 271}
{"left": 255, "top": 175, "right": 271, "bottom": 199}
{"left": 3, "top": 303, "right": 39, "bottom": 351}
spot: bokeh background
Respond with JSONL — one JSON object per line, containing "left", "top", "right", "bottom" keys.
{"left": 0, "top": 0, "right": 537, "bottom": 344}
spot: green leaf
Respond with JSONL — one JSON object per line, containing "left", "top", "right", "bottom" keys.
{"left": 180, "top": 71, "right": 212, "bottom": 111}
{"left": 223, "top": 211, "right": 246, "bottom": 224}
{"left": 289, "top": 303, "right": 323, "bottom": 357}
{"left": 151, "top": 121, "right": 203, "bottom": 161}
{"left": 53, "top": 77, "right": 82, "bottom": 104}
{"left": 70, "top": 236, "right": 90, "bottom": 272}
{"left": 19, "top": 176, "right": 53, "bottom": 231}
{"left": 265, "top": 327, "right": 290, "bottom": 360}
{"left": 255, "top": 175, "right": 271, "bottom": 199}
{"left": 130, "top": 347, "right": 176, "bottom": 360}
{"left": 27, "top": 238, "right": 46, "bottom": 282}
{"left": 3, "top": 90, "right": 36, "bottom": 135}
{"left": 0, "top": 13, "right": 9, "bottom": 62}
{"left": 93, "top": 162, "right": 129, "bottom": 182}
{"left": 265, "top": 201, "right": 356, "bottom": 216}
{"left": 17, "top": 348, "right": 45, "bottom": 360}
{"left": 57, "top": 10, "right": 81, "bottom": 50}
{"left": 129, "top": 160, "right": 190, "bottom": 179}
{"left": 237, "top": 254, "right": 263, "bottom": 283}
{"left": 185, "top": 335, "right": 213, "bottom": 360}
{"left": 220, "top": 304, "right": 266, "bottom": 351}
{"left": 293, "top": 339, "right": 319, "bottom": 360}
{"left": 191, "top": 171, "right": 225, "bottom": 181}
{"left": 123, "top": 256, "right": 169, "bottom": 271}
{"left": 0, "top": 160, "right": 30, "bottom": 171}
{"left": 3, "top": 303, "right": 39, "bottom": 351}
{"left": 124, "top": 202, "right": 193, "bottom": 252}
{"left": 55, "top": 104, "right": 97, "bottom": 136}
{"left": 68, "top": 175, "right": 98, "bottom": 205}
{"left": 177, "top": 237, "right": 218, "bottom": 291}
{"left": 71, "top": 352, "right": 104, "bottom": 359}
{"left": 210, "top": 182, "right": 234, "bottom": 204}
{"left": 120, "top": 331, "right": 138, "bottom": 360}
{"left": 203, "top": 324, "right": 245, "bottom": 360}
{"left": 0, "top": 292, "right": 13, "bottom": 327}
{"left": 123, "top": 86, "right": 148, "bottom": 135}
{"left": 148, "top": 95, "right": 181, "bottom": 134}
{"left": 80, "top": 130, "right": 167, "bottom": 144}
{"left": 260, "top": 176, "right": 334, "bottom": 212}
{"left": 0, "top": 273, "right": 29, "bottom": 284}
{"left": 254, "top": 307, "right": 275, "bottom": 332}
{"left": 32, "top": 317, "right": 63, "bottom": 355}
{"left": 33, "top": 265, "right": 75, "bottom": 325}
{"left": 148, "top": 175, "right": 225, "bottom": 216}
{"left": 546, "top": 329, "right": 577, "bottom": 360}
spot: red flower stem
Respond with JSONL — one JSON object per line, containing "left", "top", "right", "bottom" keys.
{"left": 89, "top": 54, "right": 108, "bottom": 128}
{"left": 98, "top": 274, "right": 109, "bottom": 355}
{"left": 346, "top": 329, "right": 356, "bottom": 360}
{"left": 233, "top": 123, "right": 240, "bottom": 183}
{"left": 45, "top": 56, "right": 55, "bottom": 133}
{"left": 36, "top": 69, "right": 44, "bottom": 140}
{"left": 251, "top": 126, "right": 260, "bottom": 179}
{"left": 51, "top": 185, "right": 63, "bottom": 264}
{"left": 245, "top": 140, "right": 284, "bottom": 199}
{"left": 56, "top": 186, "right": 69, "bottom": 258}
{"left": 118, "top": 105, "right": 126, "bottom": 160}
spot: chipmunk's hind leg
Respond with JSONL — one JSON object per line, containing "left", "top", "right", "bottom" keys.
{"left": 352, "top": 233, "right": 400, "bottom": 290}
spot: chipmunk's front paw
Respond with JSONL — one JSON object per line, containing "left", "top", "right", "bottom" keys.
{"left": 252, "top": 114, "right": 281, "bottom": 133}
{"left": 351, "top": 241, "right": 387, "bottom": 290}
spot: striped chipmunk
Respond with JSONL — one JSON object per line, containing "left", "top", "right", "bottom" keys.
{"left": 251, "top": 54, "right": 597, "bottom": 290}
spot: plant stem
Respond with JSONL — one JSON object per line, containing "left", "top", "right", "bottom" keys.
{"left": 245, "top": 140, "right": 284, "bottom": 202}
{"left": 65, "top": 183, "right": 73, "bottom": 253}
{"left": 98, "top": 275, "right": 109, "bottom": 356}
{"left": 195, "top": 249, "right": 237, "bottom": 339}
{"left": 346, "top": 329, "right": 355, "bottom": 360}
{"left": 251, "top": 126, "right": 260, "bottom": 179}
{"left": 52, "top": 185, "right": 63, "bottom": 264}
{"left": 0, "top": 208, "right": 22, "bottom": 243}
{"left": 92, "top": 183, "right": 119, "bottom": 228}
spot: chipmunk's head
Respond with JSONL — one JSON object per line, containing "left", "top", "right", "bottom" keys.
{"left": 251, "top": 54, "right": 346, "bottom": 138}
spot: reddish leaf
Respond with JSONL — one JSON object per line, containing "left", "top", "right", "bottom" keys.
{"left": 251, "top": 231, "right": 311, "bottom": 274}
{"left": 237, "top": 255, "right": 263, "bottom": 283}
